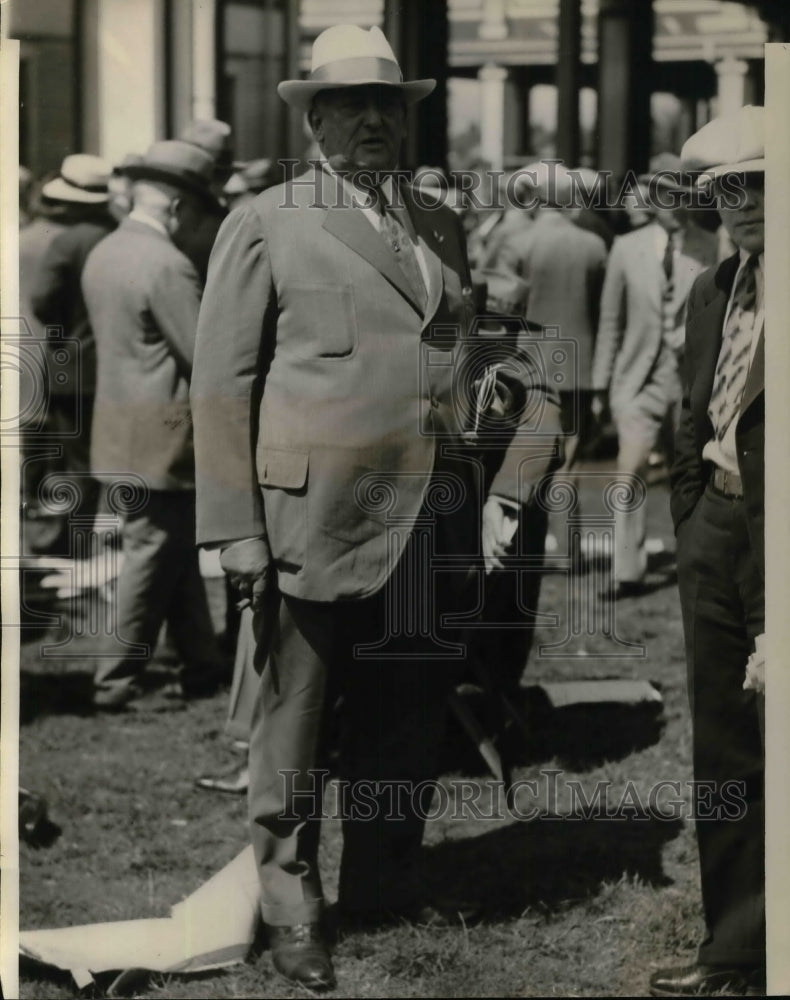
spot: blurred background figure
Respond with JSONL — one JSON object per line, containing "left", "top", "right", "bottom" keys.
{"left": 223, "top": 158, "right": 282, "bottom": 210}
{"left": 466, "top": 269, "right": 563, "bottom": 700}
{"left": 572, "top": 166, "right": 616, "bottom": 250}
{"left": 19, "top": 168, "right": 70, "bottom": 547}
{"left": 173, "top": 119, "right": 234, "bottom": 280}
{"left": 19, "top": 165, "right": 36, "bottom": 228}
{"left": 29, "top": 154, "right": 116, "bottom": 555}
{"left": 470, "top": 164, "right": 537, "bottom": 270}
{"left": 181, "top": 118, "right": 235, "bottom": 195}
{"left": 493, "top": 160, "right": 607, "bottom": 561}
{"left": 82, "top": 140, "right": 228, "bottom": 711}
{"left": 107, "top": 154, "right": 143, "bottom": 223}
{"left": 591, "top": 155, "right": 705, "bottom": 598}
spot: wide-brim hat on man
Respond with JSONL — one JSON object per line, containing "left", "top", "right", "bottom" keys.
{"left": 681, "top": 104, "right": 764, "bottom": 182}
{"left": 119, "top": 140, "right": 220, "bottom": 205}
{"left": 42, "top": 154, "right": 112, "bottom": 204}
{"left": 637, "top": 152, "right": 692, "bottom": 194}
{"left": 277, "top": 24, "right": 435, "bottom": 110}
{"left": 181, "top": 119, "right": 234, "bottom": 179}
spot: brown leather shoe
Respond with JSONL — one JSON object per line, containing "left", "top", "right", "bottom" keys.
{"left": 267, "top": 923, "right": 335, "bottom": 991}
{"left": 649, "top": 963, "right": 763, "bottom": 996}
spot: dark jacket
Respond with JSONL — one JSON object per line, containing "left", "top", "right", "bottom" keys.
{"left": 30, "top": 215, "right": 115, "bottom": 396}
{"left": 670, "top": 253, "right": 764, "bottom": 578}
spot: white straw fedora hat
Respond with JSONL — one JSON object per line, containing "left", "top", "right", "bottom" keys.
{"left": 681, "top": 105, "right": 764, "bottom": 181}
{"left": 277, "top": 24, "right": 435, "bottom": 110}
{"left": 42, "top": 154, "right": 112, "bottom": 204}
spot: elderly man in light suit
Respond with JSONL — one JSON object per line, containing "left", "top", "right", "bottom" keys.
{"left": 192, "top": 25, "right": 560, "bottom": 990}
{"left": 592, "top": 157, "right": 706, "bottom": 597}
{"left": 650, "top": 106, "right": 766, "bottom": 998}
{"left": 82, "top": 141, "right": 226, "bottom": 710}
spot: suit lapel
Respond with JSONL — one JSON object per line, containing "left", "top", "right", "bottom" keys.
{"left": 319, "top": 170, "right": 424, "bottom": 316}
{"left": 400, "top": 184, "right": 446, "bottom": 328}
{"left": 689, "top": 254, "right": 740, "bottom": 427}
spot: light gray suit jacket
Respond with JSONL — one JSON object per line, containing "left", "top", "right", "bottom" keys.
{"left": 82, "top": 218, "right": 202, "bottom": 491}
{"left": 191, "top": 166, "right": 561, "bottom": 602}
{"left": 592, "top": 222, "right": 705, "bottom": 413}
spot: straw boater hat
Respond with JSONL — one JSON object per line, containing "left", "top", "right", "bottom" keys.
{"left": 681, "top": 105, "right": 765, "bottom": 181}
{"left": 277, "top": 24, "right": 435, "bottom": 110}
{"left": 42, "top": 154, "right": 112, "bottom": 204}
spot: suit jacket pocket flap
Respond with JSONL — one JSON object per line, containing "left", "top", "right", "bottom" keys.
{"left": 257, "top": 448, "right": 309, "bottom": 490}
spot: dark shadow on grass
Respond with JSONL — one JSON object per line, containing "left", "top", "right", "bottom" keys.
{"left": 421, "top": 809, "right": 683, "bottom": 920}
{"left": 441, "top": 685, "right": 665, "bottom": 775}
{"left": 20, "top": 665, "right": 185, "bottom": 723}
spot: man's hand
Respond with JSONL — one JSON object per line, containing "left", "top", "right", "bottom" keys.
{"left": 482, "top": 496, "right": 519, "bottom": 574}
{"left": 220, "top": 537, "right": 272, "bottom": 610}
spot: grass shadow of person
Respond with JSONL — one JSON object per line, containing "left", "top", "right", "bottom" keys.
{"left": 421, "top": 807, "right": 683, "bottom": 921}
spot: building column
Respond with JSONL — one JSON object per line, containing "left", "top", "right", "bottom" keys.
{"left": 596, "top": 0, "right": 653, "bottom": 177}
{"left": 384, "top": 0, "right": 449, "bottom": 170}
{"left": 478, "top": 64, "right": 507, "bottom": 171}
{"left": 96, "top": 0, "right": 165, "bottom": 162}
{"left": 556, "top": 0, "right": 581, "bottom": 167}
{"left": 191, "top": 0, "right": 216, "bottom": 122}
{"left": 503, "top": 67, "right": 529, "bottom": 162}
{"left": 715, "top": 56, "right": 748, "bottom": 117}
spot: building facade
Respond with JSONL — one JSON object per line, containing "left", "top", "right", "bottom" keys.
{"left": 6, "top": 0, "right": 788, "bottom": 179}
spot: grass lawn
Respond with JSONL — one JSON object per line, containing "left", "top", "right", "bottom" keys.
{"left": 17, "top": 476, "right": 708, "bottom": 998}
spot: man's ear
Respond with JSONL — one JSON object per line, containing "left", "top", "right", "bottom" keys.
{"left": 308, "top": 103, "right": 323, "bottom": 142}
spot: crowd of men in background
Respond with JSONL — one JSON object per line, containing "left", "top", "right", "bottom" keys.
{"left": 16, "top": 49, "right": 765, "bottom": 990}
{"left": 17, "top": 108, "right": 734, "bottom": 773}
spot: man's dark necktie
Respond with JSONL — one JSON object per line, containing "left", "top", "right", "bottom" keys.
{"left": 708, "top": 254, "right": 759, "bottom": 440}
{"left": 661, "top": 230, "right": 677, "bottom": 343}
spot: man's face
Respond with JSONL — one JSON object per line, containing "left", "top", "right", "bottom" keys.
{"left": 309, "top": 85, "right": 406, "bottom": 173}
{"left": 717, "top": 173, "right": 765, "bottom": 255}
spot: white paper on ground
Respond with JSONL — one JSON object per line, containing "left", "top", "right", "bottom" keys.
{"left": 19, "top": 845, "right": 259, "bottom": 988}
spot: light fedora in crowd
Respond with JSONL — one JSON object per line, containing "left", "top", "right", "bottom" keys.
{"left": 181, "top": 118, "right": 234, "bottom": 172}
{"left": 119, "top": 140, "right": 219, "bottom": 202}
{"left": 681, "top": 105, "right": 764, "bottom": 180}
{"left": 637, "top": 152, "right": 692, "bottom": 193}
{"left": 224, "top": 158, "right": 280, "bottom": 196}
{"left": 515, "top": 161, "right": 577, "bottom": 206}
{"left": 42, "top": 154, "right": 112, "bottom": 204}
{"left": 277, "top": 24, "right": 435, "bottom": 110}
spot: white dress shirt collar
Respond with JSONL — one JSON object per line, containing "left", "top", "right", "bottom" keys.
{"left": 128, "top": 208, "right": 170, "bottom": 238}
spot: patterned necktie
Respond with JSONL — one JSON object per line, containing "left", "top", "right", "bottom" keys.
{"left": 661, "top": 230, "right": 677, "bottom": 343}
{"left": 708, "top": 255, "right": 759, "bottom": 440}
{"left": 377, "top": 195, "right": 429, "bottom": 313}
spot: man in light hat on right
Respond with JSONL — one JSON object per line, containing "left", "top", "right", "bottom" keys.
{"left": 652, "top": 105, "right": 766, "bottom": 997}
